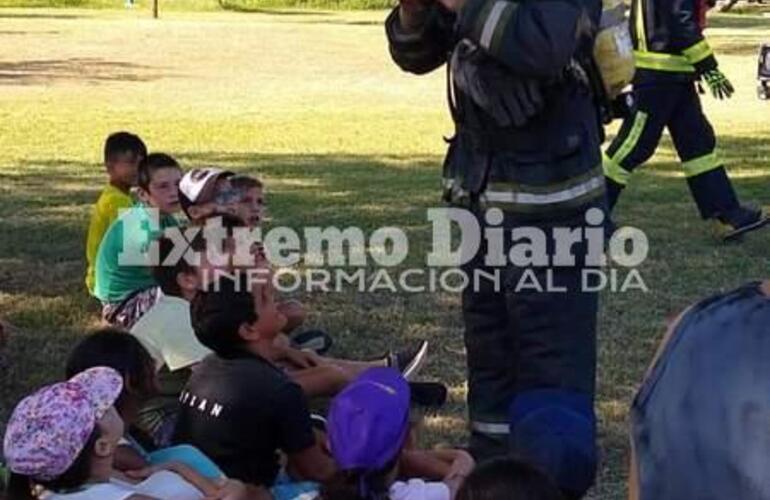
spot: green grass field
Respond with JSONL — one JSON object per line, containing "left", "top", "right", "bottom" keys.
{"left": 0, "top": 6, "right": 768, "bottom": 498}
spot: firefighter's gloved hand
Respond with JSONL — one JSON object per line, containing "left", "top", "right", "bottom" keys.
{"left": 451, "top": 39, "right": 544, "bottom": 127}
{"left": 702, "top": 69, "right": 734, "bottom": 100}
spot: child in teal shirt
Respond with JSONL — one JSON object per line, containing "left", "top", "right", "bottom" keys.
{"left": 94, "top": 153, "right": 182, "bottom": 329}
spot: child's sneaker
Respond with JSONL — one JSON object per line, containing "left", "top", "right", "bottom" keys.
{"left": 386, "top": 340, "right": 429, "bottom": 381}
{"left": 291, "top": 329, "right": 333, "bottom": 356}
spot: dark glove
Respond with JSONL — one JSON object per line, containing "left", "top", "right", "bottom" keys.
{"left": 451, "top": 39, "right": 545, "bottom": 127}
{"left": 702, "top": 68, "right": 734, "bottom": 100}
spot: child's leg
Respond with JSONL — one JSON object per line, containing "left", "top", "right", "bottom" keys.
{"left": 277, "top": 300, "right": 305, "bottom": 334}
{"left": 287, "top": 364, "right": 353, "bottom": 398}
{"left": 114, "top": 444, "right": 150, "bottom": 471}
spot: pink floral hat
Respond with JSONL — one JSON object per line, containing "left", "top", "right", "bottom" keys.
{"left": 3, "top": 366, "right": 123, "bottom": 481}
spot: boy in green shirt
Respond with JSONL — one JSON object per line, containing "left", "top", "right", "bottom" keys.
{"left": 85, "top": 132, "right": 147, "bottom": 294}
{"left": 94, "top": 152, "right": 182, "bottom": 329}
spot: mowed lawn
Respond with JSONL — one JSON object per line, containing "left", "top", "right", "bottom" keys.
{"left": 1, "top": 7, "right": 769, "bottom": 498}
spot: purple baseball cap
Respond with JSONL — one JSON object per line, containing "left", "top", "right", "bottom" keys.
{"left": 328, "top": 368, "right": 411, "bottom": 471}
{"left": 3, "top": 367, "right": 123, "bottom": 482}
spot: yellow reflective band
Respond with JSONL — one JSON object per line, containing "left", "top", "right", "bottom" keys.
{"left": 603, "top": 152, "right": 632, "bottom": 185}
{"left": 682, "top": 151, "right": 722, "bottom": 177}
{"left": 635, "top": 0, "right": 647, "bottom": 52}
{"left": 682, "top": 39, "right": 714, "bottom": 65}
{"left": 634, "top": 51, "right": 695, "bottom": 73}
{"left": 613, "top": 110, "right": 648, "bottom": 167}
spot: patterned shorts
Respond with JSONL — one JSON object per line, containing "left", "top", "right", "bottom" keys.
{"left": 102, "top": 286, "right": 162, "bottom": 331}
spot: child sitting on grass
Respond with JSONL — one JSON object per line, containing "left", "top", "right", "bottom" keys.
{"left": 194, "top": 231, "right": 428, "bottom": 396}
{"left": 85, "top": 132, "right": 147, "bottom": 296}
{"left": 94, "top": 152, "right": 182, "bottom": 330}
{"left": 130, "top": 235, "right": 213, "bottom": 445}
{"left": 172, "top": 274, "right": 336, "bottom": 499}
{"left": 66, "top": 328, "right": 161, "bottom": 471}
{"left": 321, "top": 367, "right": 475, "bottom": 500}
{"left": 129, "top": 232, "right": 429, "bottom": 457}
{"left": 178, "top": 168, "right": 322, "bottom": 350}
{"left": 3, "top": 366, "right": 258, "bottom": 500}
{"left": 62, "top": 329, "right": 271, "bottom": 498}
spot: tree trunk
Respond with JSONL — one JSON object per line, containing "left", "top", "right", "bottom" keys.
{"left": 153, "top": 0, "right": 159, "bottom": 18}
{"left": 719, "top": 0, "right": 740, "bottom": 12}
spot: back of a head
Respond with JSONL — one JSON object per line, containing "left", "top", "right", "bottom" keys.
{"left": 190, "top": 276, "right": 257, "bottom": 356}
{"left": 228, "top": 174, "right": 263, "bottom": 191}
{"left": 456, "top": 457, "right": 565, "bottom": 500}
{"left": 152, "top": 234, "right": 203, "bottom": 297}
{"left": 137, "top": 152, "right": 180, "bottom": 191}
{"left": 104, "top": 131, "right": 147, "bottom": 165}
{"left": 631, "top": 283, "right": 770, "bottom": 499}
{"left": 65, "top": 327, "right": 155, "bottom": 403}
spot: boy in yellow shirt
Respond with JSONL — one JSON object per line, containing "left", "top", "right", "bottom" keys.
{"left": 85, "top": 132, "right": 147, "bottom": 294}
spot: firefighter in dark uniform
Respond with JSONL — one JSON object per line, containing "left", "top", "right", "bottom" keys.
{"left": 604, "top": 0, "right": 769, "bottom": 241}
{"left": 386, "top": 0, "right": 604, "bottom": 496}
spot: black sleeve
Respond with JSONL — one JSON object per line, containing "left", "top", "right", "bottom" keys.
{"left": 272, "top": 382, "right": 316, "bottom": 455}
{"left": 455, "top": 0, "right": 600, "bottom": 78}
{"left": 668, "top": 0, "right": 717, "bottom": 73}
{"left": 385, "top": 4, "right": 456, "bottom": 75}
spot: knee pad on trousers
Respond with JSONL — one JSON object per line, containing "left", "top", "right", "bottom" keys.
{"left": 509, "top": 389, "right": 597, "bottom": 498}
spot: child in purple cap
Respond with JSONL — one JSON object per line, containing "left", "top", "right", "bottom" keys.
{"left": 3, "top": 366, "right": 260, "bottom": 500}
{"left": 322, "top": 367, "right": 474, "bottom": 500}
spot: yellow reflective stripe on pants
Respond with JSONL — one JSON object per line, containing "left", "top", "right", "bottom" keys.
{"left": 683, "top": 151, "right": 722, "bottom": 177}
{"left": 610, "top": 110, "right": 648, "bottom": 170}
{"left": 682, "top": 39, "right": 714, "bottom": 65}
{"left": 634, "top": 51, "right": 695, "bottom": 73}
{"left": 603, "top": 152, "right": 632, "bottom": 185}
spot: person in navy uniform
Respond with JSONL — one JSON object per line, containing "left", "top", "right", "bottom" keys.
{"left": 603, "top": 0, "right": 768, "bottom": 241}
{"left": 386, "top": 0, "right": 604, "bottom": 496}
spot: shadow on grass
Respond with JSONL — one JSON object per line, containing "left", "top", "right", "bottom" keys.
{"left": 0, "top": 58, "right": 173, "bottom": 86}
{"left": 0, "top": 150, "right": 465, "bottom": 441}
{"left": 0, "top": 29, "right": 60, "bottom": 34}
{"left": 0, "top": 152, "right": 442, "bottom": 297}
{"left": 290, "top": 18, "right": 382, "bottom": 25}
{"left": 1, "top": 147, "right": 769, "bottom": 496}
{"left": 0, "top": 11, "right": 83, "bottom": 19}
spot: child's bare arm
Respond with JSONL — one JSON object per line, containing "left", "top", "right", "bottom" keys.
{"left": 114, "top": 444, "right": 150, "bottom": 471}
{"left": 399, "top": 448, "right": 474, "bottom": 489}
{"left": 434, "top": 449, "right": 474, "bottom": 498}
{"left": 277, "top": 300, "right": 306, "bottom": 333}
{"left": 126, "top": 462, "right": 220, "bottom": 497}
{"left": 287, "top": 364, "right": 351, "bottom": 397}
